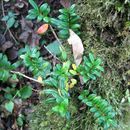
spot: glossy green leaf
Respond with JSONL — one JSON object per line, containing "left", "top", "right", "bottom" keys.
{"left": 43, "top": 17, "right": 50, "bottom": 23}
{"left": 26, "top": 14, "right": 37, "bottom": 20}
{"left": 29, "top": 0, "right": 38, "bottom": 10}
{"left": 0, "top": 53, "right": 15, "bottom": 82}
{"left": 71, "top": 24, "right": 80, "bottom": 29}
{"left": 79, "top": 90, "right": 117, "bottom": 129}
{"left": 20, "top": 86, "right": 32, "bottom": 99}
{"left": 7, "top": 17, "right": 15, "bottom": 28}
{"left": 59, "top": 77, "right": 66, "bottom": 89}
{"left": 46, "top": 40, "right": 61, "bottom": 56}
{"left": 37, "top": 15, "right": 43, "bottom": 22}
{"left": 5, "top": 101, "right": 14, "bottom": 113}
{"left": 40, "top": 3, "right": 50, "bottom": 15}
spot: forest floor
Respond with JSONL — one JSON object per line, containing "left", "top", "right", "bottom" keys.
{"left": 0, "top": 0, "right": 130, "bottom": 130}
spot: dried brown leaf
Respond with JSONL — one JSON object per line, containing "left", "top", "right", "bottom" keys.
{"left": 19, "top": 18, "right": 41, "bottom": 47}
{"left": 1, "top": 41, "right": 13, "bottom": 52}
{"left": 67, "top": 30, "right": 84, "bottom": 66}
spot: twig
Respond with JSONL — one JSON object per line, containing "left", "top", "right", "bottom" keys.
{"left": 1, "top": 0, "right": 19, "bottom": 45}
{"left": 49, "top": 25, "right": 63, "bottom": 47}
{"left": 44, "top": 45, "right": 62, "bottom": 62}
{"left": 10, "top": 71, "right": 44, "bottom": 85}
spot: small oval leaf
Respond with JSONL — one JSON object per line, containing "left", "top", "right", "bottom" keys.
{"left": 37, "top": 24, "right": 49, "bottom": 34}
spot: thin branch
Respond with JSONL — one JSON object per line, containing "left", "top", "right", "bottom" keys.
{"left": 1, "top": 0, "right": 19, "bottom": 45}
{"left": 49, "top": 25, "right": 63, "bottom": 47}
{"left": 10, "top": 71, "right": 44, "bottom": 85}
{"left": 44, "top": 45, "right": 62, "bottom": 62}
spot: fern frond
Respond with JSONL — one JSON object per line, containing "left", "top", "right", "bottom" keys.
{"left": 0, "top": 53, "right": 15, "bottom": 82}
{"left": 20, "top": 46, "right": 51, "bottom": 79}
{"left": 78, "top": 90, "right": 117, "bottom": 130}
{"left": 78, "top": 53, "right": 104, "bottom": 83}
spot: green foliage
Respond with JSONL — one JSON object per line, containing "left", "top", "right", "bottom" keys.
{"left": 2, "top": 11, "right": 17, "bottom": 28}
{"left": 78, "top": 90, "right": 117, "bottom": 130}
{"left": 27, "top": 1, "right": 80, "bottom": 39}
{"left": 0, "top": 53, "right": 15, "bottom": 82}
{"left": 43, "top": 61, "right": 72, "bottom": 118}
{"left": 43, "top": 89, "right": 69, "bottom": 118}
{"left": 19, "top": 86, "right": 32, "bottom": 99}
{"left": 5, "top": 101, "right": 14, "bottom": 113}
{"left": 115, "top": 0, "right": 130, "bottom": 13}
{"left": 20, "top": 46, "right": 51, "bottom": 79}
{"left": 44, "top": 61, "right": 71, "bottom": 87}
{"left": 28, "top": 102, "right": 69, "bottom": 130}
{"left": 27, "top": 0, "right": 50, "bottom": 22}
{"left": 17, "top": 114, "right": 25, "bottom": 127}
{"left": 20, "top": 46, "right": 72, "bottom": 117}
{"left": 77, "top": 53, "right": 104, "bottom": 83}
{"left": 3, "top": 84, "right": 33, "bottom": 113}
{"left": 45, "top": 40, "right": 61, "bottom": 56}
{"left": 51, "top": 5, "right": 80, "bottom": 39}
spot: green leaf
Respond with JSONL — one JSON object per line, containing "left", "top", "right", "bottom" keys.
{"left": 45, "top": 98, "right": 56, "bottom": 103}
{"left": 97, "top": 66, "right": 104, "bottom": 72}
{"left": 44, "top": 78, "right": 58, "bottom": 87}
{"left": 44, "top": 89, "right": 61, "bottom": 99}
{"left": 94, "top": 112, "right": 101, "bottom": 118}
{"left": 95, "top": 58, "right": 102, "bottom": 66}
{"left": 0, "top": 53, "right": 15, "bottom": 82}
{"left": 70, "top": 4, "right": 76, "bottom": 11}
{"left": 26, "top": 14, "right": 37, "bottom": 20}
{"left": 58, "top": 14, "right": 68, "bottom": 21}
{"left": 90, "top": 107, "right": 97, "bottom": 113}
{"left": 46, "top": 40, "right": 62, "bottom": 56}
{"left": 86, "top": 101, "right": 93, "bottom": 106}
{"left": 83, "top": 76, "right": 89, "bottom": 83}
{"left": 59, "top": 8, "right": 68, "bottom": 14}
{"left": 71, "top": 16, "right": 80, "bottom": 23}
{"left": 7, "top": 17, "right": 15, "bottom": 28}
{"left": 28, "top": 9, "right": 38, "bottom": 15}
{"left": 60, "top": 47, "right": 67, "bottom": 61}
{"left": 37, "top": 15, "right": 43, "bottom": 22}
{"left": 5, "top": 101, "right": 14, "bottom": 113}
{"left": 71, "top": 24, "right": 80, "bottom": 29}
{"left": 89, "top": 53, "right": 95, "bottom": 62}
{"left": 69, "top": 70, "right": 77, "bottom": 75}
{"left": 128, "top": 97, "right": 130, "bottom": 103}
{"left": 59, "top": 30, "right": 69, "bottom": 39}
{"left": 40, "top": 3, "right": 50, "bottom": 15}
{"left": 50, "top": 18, "right": 60, "bottom": 26}
{"left": 17, "top": 116, "right": 24, "bottom": 126}
{"left": 2, "top": 15, "right": 9, "bottom": 21}
{"left": 40, "top": 3, "right": 48, "bottom": 12}
{"left": 4, "top": 93, "right": 13, "bottom": 100}
{"left": 43, "top": 17, "right": 50, "bottom": 23}
{"left": 52, "top": 105, "right": 59, "bottom": 112}
{"left": 29, "top": 0, "right": 38, "bottom": 10}
{"left": 59, "top": 77, "right": 66, "bottom": 89}
{"left": 20, "top": 86, "right": 32, "bottom": 99}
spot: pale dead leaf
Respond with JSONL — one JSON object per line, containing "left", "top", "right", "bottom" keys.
{"left": 67, "top": 30, "right": 84, "bottom": 66}
{"left": 37, "top": 76, "right": 43, "bottom": 83}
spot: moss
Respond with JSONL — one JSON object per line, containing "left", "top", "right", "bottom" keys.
{"left": 124, "top": 105, "right": 130, "bottom": 130}
{"left": 28, "top": 103, "right": 68, "bottom": 130}
{"left": 28, "top": 100, "right": 78, "bottom": 130}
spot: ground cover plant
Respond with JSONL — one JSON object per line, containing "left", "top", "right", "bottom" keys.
{"left": 0, "top": 0, "right": 130, "bottom": 130}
